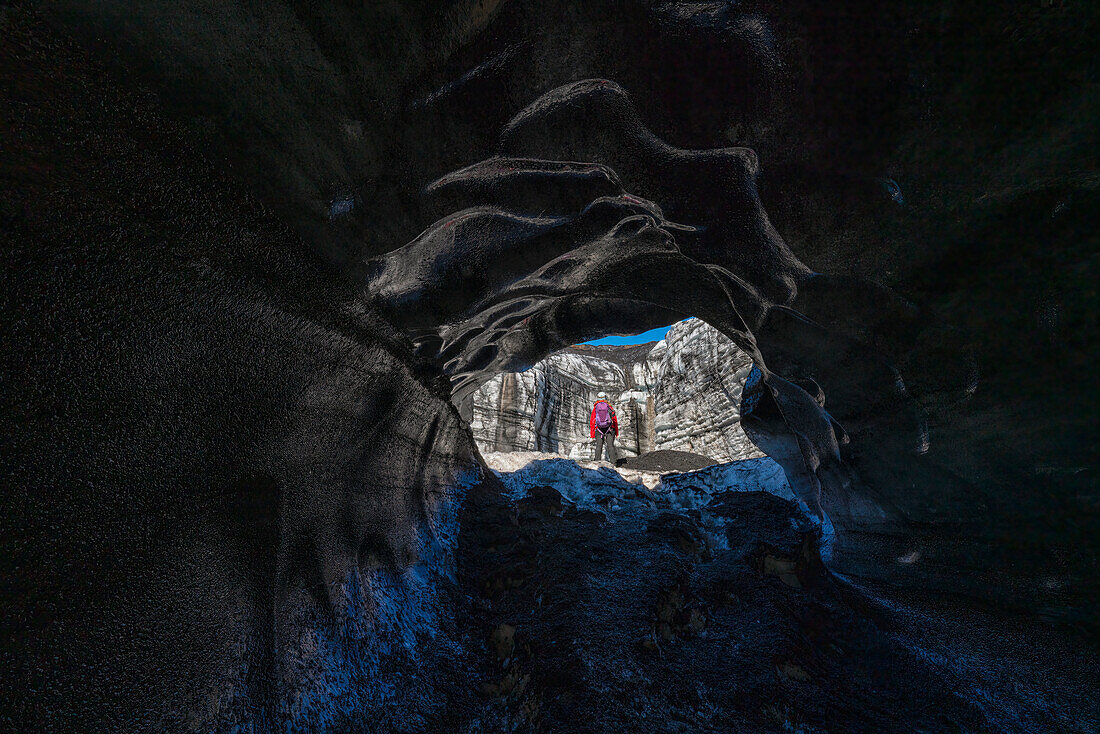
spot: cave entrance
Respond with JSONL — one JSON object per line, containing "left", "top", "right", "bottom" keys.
{"left": 462, "top": 317, "right": 763, "bottom": 469}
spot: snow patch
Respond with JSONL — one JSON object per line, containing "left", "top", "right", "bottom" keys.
{"left": 484, "top": 451, "right": 818, "bottom": 515}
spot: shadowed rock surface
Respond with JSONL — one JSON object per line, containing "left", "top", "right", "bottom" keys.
{"left": 457, "top": 462, "right": 1098, "bottom": 733}
{"left": 3, "top": 0, "right": 1098, "bottom": 730}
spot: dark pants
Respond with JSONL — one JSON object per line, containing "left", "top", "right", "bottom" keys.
{"left": 594, "top": 429, "right": 618, "bottom": 464}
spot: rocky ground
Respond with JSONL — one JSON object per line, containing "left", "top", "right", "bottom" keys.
{"left": 450, "top": 452, "right": 1099, "bottom": 733}
{"left": 620, "top": 449, "right": 718, "bottom": 473}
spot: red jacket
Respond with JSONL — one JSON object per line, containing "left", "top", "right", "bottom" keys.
{"left": 589, "top": 400, "right": 618, "bottom": 437}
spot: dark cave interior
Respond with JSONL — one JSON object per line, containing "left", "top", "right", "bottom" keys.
{"left": 2, "top": 1, "right": 1098, "bottom": 731}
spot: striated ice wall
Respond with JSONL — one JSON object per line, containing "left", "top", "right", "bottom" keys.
{"left": 650, "top": 318, "right": 763, "bottom": 461}
{"left": 468, "top": 318, "right": 764, "bottom": 462}
{"left": 468, "top": 351, "right": 657, "bottom": 460}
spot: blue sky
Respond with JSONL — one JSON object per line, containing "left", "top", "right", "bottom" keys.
{"left": 581, "top": 324, "right": 675, "bottom": 346}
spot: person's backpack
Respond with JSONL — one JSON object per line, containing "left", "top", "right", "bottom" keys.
{"left": 594, "top": 401, "right": 612, "bottom": 429}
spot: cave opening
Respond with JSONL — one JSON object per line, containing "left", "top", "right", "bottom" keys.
{"left": 464, "top": 316, "right": 765, "bottom": 466}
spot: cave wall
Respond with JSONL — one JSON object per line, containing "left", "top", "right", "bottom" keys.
{"left": 2, "top": 9, "right": 482, "bottom": 730}
{"left": 650, "top": 318, "right": 762, "bottom": 461}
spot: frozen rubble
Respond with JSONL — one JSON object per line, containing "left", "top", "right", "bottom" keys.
{"left": 482, "top": 450, "right": 796, "bottom": 512}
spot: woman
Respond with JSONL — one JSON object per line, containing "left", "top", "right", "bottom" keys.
{"left": 589, "top": 391, "right": 619, "bottom": 463}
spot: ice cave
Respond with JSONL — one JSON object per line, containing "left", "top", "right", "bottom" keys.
{"left": 2, "top": 1, "right": 1097, "bottom": 731}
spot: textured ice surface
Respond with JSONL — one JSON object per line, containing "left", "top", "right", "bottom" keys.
{"left": 483, "top": 450, "right": 666, "bottom": 492}
{"left": 485, "top": 450, "right": 797, "bottom": 511}
{"left": 484, "top": 450, "right": 838, "bottom": 561}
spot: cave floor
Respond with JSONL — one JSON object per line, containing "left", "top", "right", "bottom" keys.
{"left": 445, "top": 455, "right": 1098, "bottom": 733}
